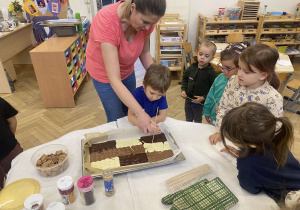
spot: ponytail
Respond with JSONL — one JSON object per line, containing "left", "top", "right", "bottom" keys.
{"left": 268, "top": 72, "right": 281, "bottom": 90}
{"left": 271, "top": 117, "right": 294, "bottom": 166}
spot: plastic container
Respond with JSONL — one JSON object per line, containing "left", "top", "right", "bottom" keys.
{"left": 57, "top": 176, "right": 76, "bottom": 205}
{"left": 24, "top": 194, "right": 44, "bottom": 210}
{"left": 218, "top": 8, "right": 225, "bottom": 18}
{"left": 46, "top": 202, "right": 65, "bottom": 210}
{"left": 54, "top": 26, "right": 76, "bottom": 37}
{"left": 77, "top": 175, "right": 95, "bottom": 205}
{"left": 226, "top": 7, "right": 242, "bottom": 20}
{"left": 31, "top": 144, "right": 69, "bottom": 177}
{"left": 67, "top": 7, "right": 74, "bottom": 19}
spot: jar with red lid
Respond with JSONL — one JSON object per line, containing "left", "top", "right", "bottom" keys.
{"left": 57, "top": 176, "right": 76, "bottom": 205}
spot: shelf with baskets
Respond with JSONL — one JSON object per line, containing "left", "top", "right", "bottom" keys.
{"left": 195, "top": 13, "right": 259, "bottom": 51}
{"left": 156, "top": 15, "right": 187, "bottom": 77}
{"left": 257, "top": 15, "right": 300, "bottom": 55}
{"left": 30, "top": 26, "right": 90, "bottom": 108}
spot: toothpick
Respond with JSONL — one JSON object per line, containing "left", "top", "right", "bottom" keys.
{"left": 152, "top": 107, "right": 159, "bottom": 144}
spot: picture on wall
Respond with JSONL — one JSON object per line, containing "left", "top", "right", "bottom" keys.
{"left": 28, "top": 4, "right": 37, "bottom": 14}
{"left": 24, "top": 1, "right": 39, "bottom": 16}
{"left": 52, "top": 2, "right": 58, "bottom": 12}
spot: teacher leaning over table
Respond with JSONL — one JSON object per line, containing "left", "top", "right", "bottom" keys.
{"left": 86, "top": 0, "right": 166, "bottom": 134}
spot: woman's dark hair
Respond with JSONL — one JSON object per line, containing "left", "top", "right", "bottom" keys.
{"left": 220, "top": 43, "right": 247, "bottom": 67}
{"left": 124, "top": 0, "right": 166, "bottom": 19}
{"left": 239, "top": 43, "right": 280, "bottom": 90}
{"left": 220, "top": 102, "right": 294, "bottom": 166}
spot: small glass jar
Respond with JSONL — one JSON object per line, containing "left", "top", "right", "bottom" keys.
{"left": 77, "top": 175, "right": 95, "bottom": 205}
{"left": 103, "top": 169, "right": 115, "bottom": 197}
{"left": 57, "top": 176, "right": 76, "bottom": 205}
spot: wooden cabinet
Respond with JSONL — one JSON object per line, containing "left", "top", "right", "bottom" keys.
{"left": 30, "top": 26, "right": 90, "bottom": 108}
{"left": 195, "top": 13, "right": 259, "bottom": 51}
{"left": 257, "top": 15, "right": 300, "bottom": 55}
{"left": 156, "top": 15, "right": 187, "bottom": 78}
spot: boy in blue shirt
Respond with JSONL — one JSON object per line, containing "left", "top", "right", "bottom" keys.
{"left": 128, "top": 64, "right": 171, "bottom": 133}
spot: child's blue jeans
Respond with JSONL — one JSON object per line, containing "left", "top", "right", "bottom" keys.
{"left": 92, "top": 72, "right": 136, "bottom": 122}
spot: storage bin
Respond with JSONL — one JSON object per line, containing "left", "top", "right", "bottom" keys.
{"left": 206, "top": 30, "right": 218, "bottom": 34}
{"left": 285, "top": 28, "right": 297, "bottom": 32}
{"left": 219, "top": 30, "right": 231, "bottom": 34}
{"left": 69, "top": 69, "right": 74, "bottom": 79}
{"left": 67, "top": 61, "right": 74, "bottom": 73}
{"left": 70, "top": 42, "right": 76, "bottom": 51}
{"left": 54, "top": 26, "right": 76, "bottom": 37}
{"left": 72, "top": 82, "right": 78, "bottom": 94}
{"left": 81, "top": 69, "right": 87, "bottom": 78}
{"left": 214, "top": 16, "right": 229, "bottom": 21}
{"left": 277, "top": 46, "right": 288, "bottom": 53}
{"left": 243, "top": 29, "right": 257, "bottom": 33}
{"left": 280, "top": 39, "right": 295, "bottom": 43}
{"left": 232, "top": 29, "right": 243, "bottom": 33}
{"left": 70, "top": 75, "right": 76, "bottom": 87}
{"left": 262, "top": 28, "right": 271, "bottom": 32}
{"left": 226, "top": 7, "right": 242, "bottom": 20}
{"left": 272, "top": 28, "right": 285, "bottom": 32}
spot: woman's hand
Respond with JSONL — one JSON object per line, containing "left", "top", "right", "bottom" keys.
{"left": 150, "top": 121, "right": 161, "bottom": 134}
{"left": 220, "top": 145, "right": 240, "bottom": 158}
{"left": 209, "top": 132, "right": 221, "bottom": 145}
{"left": 137, "top": 111, "right": 153, "bottom": 134}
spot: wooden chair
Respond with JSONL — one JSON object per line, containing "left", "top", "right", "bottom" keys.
{"left": 261, "top": 42, "right": 276, "bottom": 49}
{"left": 182, "top": 42, "right": 195, "bottom": 69}
{"left": 227, "top": 33, "right": 244, "bottom": 43}
{"left": 283, "top": 79, "right": 300, "bottom": 115}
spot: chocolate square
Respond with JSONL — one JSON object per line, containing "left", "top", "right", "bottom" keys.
{"left": 119, "top": 153, "right": 148, "bottom": 166}
{"left": 140, "top": 133, "right": 167, "bottom": 144}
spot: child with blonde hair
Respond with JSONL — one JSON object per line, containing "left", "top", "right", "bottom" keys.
{"left": 220, "top": 102, "right": 300, "bottom": 204}
{"left": 203, "top": 43, "right": 246, "bottom": 125}
{"left": 209, "top": 43, "right": 283, "bottom": 144}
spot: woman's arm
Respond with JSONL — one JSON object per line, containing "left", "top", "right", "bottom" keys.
{"left": 101, "top": 42, "right": 153, "bottom": 134}
{"left": 7, "top": 116, "right": 17, "bottom": 134}
{"left": 139, "top": 35, "right": 153, "bottom": 70}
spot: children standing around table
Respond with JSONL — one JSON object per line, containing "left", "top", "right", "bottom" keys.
{"left": 203, "top": 43, "right": 246, "bottom": 125}
{"left": 209, "top": 43, "right": 283, "bottom": 144}
{"left": 219, "top": 102, "right": 300, "bottom": 203}
{"left": 128, "top": 64, "right": 171, "bottom": 134}
{"left": 181, "top": 41, "right": 217, "bottom": 123}
{"left": 0, "top": 97, "right": 23, "bottom": 189}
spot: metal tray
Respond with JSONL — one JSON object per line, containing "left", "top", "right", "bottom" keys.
{"left": 40, "top": 19, "right": 81, "bottom": 27}
{"left": 81, "top": 132, "right": 186, "bottom": 178}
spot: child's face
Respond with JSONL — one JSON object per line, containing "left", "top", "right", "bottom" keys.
{"left": 197, "top": 46, "right": 214, "bottom": 68}
{"left": 143, "top": 85, "right": 164, "bottom": 102}
{"left": 237, "top": 59, "right": 268, "bottom": 90}
{"left": 219, "top": 59, "right": 238, "bottom": 78}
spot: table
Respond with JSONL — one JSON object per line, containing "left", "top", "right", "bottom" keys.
{"left": 193, "top": 43, "right": 294, "bottom": 93}
{"left": 5, "top": 117, "right": 279, "bottom": 209}
{"left": 0, "top": 23, "right": 35, "bottom": 93}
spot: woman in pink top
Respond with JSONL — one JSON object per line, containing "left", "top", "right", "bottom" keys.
{"left": 86, "top": 0, "right": 166, "bottom": 134}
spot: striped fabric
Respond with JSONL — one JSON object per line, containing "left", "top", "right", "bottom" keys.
{"left": 162, "top": 177, "right": 238, "bottom": 210}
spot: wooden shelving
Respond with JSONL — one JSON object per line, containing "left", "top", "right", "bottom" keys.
{"left": 156, "top": 14, "right": 187, "bottom": 78}
{"left": 195, "top": 13, "right": 259, "bottom": 51}
{"left": 30, "top": 26, "right": 90, "bottom": 108}
{"left": 257, "top": 15, "right": 300, "bottom": 55}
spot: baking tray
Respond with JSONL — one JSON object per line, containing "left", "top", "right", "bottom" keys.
{"left": 81, "top": 131, "right": 186, "bottom": 178}
{"left": 40, "top": 19, "right": 81, "bottom": 27}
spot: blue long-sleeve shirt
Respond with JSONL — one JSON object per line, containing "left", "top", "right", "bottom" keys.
{"left": 237, "top": 148, "right": 300, "bottom": 202}
{"left": 203, "top": 73, "right": 228, "bottom": 121}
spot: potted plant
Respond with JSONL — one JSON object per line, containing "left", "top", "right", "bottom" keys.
{"left": 9, "top": 0, "right": 26, "bottom": 23}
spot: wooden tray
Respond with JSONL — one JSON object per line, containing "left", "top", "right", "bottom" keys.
{"left": 81, "top": 131, "right": 186, "bottom": 178}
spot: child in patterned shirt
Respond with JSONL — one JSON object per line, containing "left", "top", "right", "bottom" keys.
{"left": 209, "top": 43, "right": 283, "bottom": 145}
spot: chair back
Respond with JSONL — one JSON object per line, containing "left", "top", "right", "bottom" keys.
{"left": 32, "top": 16, "right": 59, "bottom": 44}
{"left": 227, "top": 33, "right": 243, "bottom": 43}
{"left": 261, "top": 42, "right": 277, "bottom": 49}
{"left": 183, "top": 42, "right": 195, "bottom": 69}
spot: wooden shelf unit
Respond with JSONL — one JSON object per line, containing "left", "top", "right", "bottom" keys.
{"left": 257, "top": 15, "right": 300, "bottom": 55}
{"left": 30, "top": 26, "right": 90, "bottom": 108}
{"left": 195, "top": 13, "right": 259, "bottom": 51}
{"left": 156, "top": 15, "right": 187, "bottom": 78}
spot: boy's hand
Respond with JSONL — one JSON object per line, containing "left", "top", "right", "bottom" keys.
{"left": 150, "top": 121, "right": 161, "bottom": 134}
{"left": 205, "top": 116, "right": 211, "bottom": 124}
{"left": 215, "top": 105, "right": 219, "bottom": 114}
{"left": 220, "top": 145, "right": 240, "bottom": 158}
{"left": 191, "top": 96, "right": 204, "bottom": 104}
{"left": 209, "top": 132, "right": 221, "bottom": 145}
{"left": 181, "top": 91, "right": 187, "bottom": 98}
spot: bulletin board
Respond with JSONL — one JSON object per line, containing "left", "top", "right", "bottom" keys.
{"left": 23, "top": 0, "right": 69, "bottom": 20}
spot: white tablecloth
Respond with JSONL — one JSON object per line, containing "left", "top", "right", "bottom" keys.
{"left": 6, "top": 117, "right": 279, "bottom": 210}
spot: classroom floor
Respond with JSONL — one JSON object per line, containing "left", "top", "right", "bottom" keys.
{"left": 1, "top": 60, "right": 299, "bottom": 161}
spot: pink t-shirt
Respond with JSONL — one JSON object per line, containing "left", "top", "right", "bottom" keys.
{"left": 86, "top": 1, "right": 155, "bottom": 83}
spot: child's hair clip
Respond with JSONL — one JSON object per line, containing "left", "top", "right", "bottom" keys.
{"left": 234, "top": 50, "right": 241, "bottom": 54}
